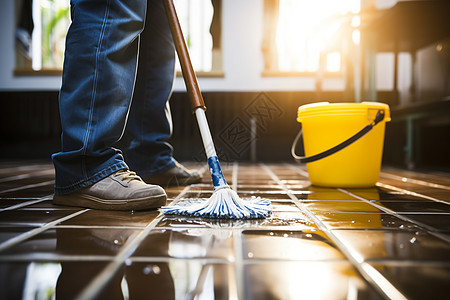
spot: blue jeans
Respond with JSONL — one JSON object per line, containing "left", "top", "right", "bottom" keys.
{"left": 52, "top": 0, "right": 176, "bottom": 195}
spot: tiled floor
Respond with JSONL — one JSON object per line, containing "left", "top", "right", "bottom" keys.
{"left": 0, "top": 161, "right": 449, "bottom": 299}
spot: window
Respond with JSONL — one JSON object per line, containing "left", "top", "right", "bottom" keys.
{"left": 263, "top": 0, "right": 361, "bottom": 75}
{"left": 15, "top": 0, "right": 70, "bottom": 73}
{"left": 15, "top": 0, "right": 222, "bottom": 75}
{"left": 173, "top": 0, "right": 214, "bottom": 73}
{"left": 31, "top": 0, "right": 70, "bottom": 71}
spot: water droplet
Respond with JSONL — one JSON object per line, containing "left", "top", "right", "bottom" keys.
{"left": 402, "top": 178, "right": 407, "bottom": 182}
{"left": 399, "top": 225, "right": 404, "bottom": 229}
{"left": 143, "top": 265, "right": 161, "bottom": 275}
{"left": 283, "top": 233, "right": 289, "bottom": 238}
{"left": 248, "top": 252, "right": 254, "bottom": 258}
{"left": 269, "top": 232, "right": 274, "bottom": 236}
{"left": 305, "top": 234, "right": 312, "bottom": 238}
{"left": 399, "top": 243, "right": 404, "bottom": 249}
{"left": 410, "top": 237, "right": 417, "bottom": 244}
{"left": 368, "top": 220, "right": 371, "bottom": 223}
{"left": 125, "top": 259, "right": 132, "bottom": 266}
{"left": 152, "top": 265, "right": 161, "bottom": 275}
{"left": 143, "top": 266, "right": 151, "bottom": 275}
{"left": 114, "top": 239, "right": 119, "bottom": 245}
{"left": 351, "top": 221, "right": 355, "bottom": 223}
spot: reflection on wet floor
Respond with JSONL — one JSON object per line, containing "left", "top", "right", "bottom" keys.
{"left": 0, "top": 161, "right": 449, "bottom": 299}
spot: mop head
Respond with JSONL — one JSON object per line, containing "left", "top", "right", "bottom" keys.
{"left": 162, "top": 187, "right": 272, "bottom": 219}
{"left": 162, "top": 156, "right": 272, "bottom": 219}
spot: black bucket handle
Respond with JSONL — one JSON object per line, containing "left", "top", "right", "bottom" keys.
{"left": 292, "top": 109, "right": 385, "bottom": 163}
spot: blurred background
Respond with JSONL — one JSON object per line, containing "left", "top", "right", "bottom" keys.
{"left": 1, "top": 0, "right": 449, "bottom": 171}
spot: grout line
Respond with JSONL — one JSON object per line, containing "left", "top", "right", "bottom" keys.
{"left": 0, "top": 194, "right": 52, "bottom": 212}
{"left": 260, "top": 163, "right": 407, "bottom": 300}
{"left": 156, "top": 225, "right": 316, "bottom": 231}
{"left": 60, "top": 254, "right": 446, "bottom": 267}
{"left": 380, "top": 172, "right": 450, "bottom": 191}
{"left": 285, "top": 163, "right": 309, "bottom": 179}
{"left": 197, "top": 163, "right": 210, "bottom": 177}
{"left": 233, "top": 229, "right": 245, "bottom": 300}
{"left": 376, "top": 182, "right": 450, "bottom": 205}
{"left": 55, "top": 225, "right": 146, "bottom": 229}
{"left": 0, "top": 223, "right": 47, "bottom": 227}
{"left": 0, "top": 180, "right": 54, "bottom": 195}
{"left": 20, "top": 208, "right": 90, "bottom": 211}
{"left": 363, "top": 259, "right": 450, "bottom": 267}
{"left": 0, "top": 164, "right": 53, "bottom": 174}
{"left": 339, "top": 189, "right": 450, "bottom": 243}
{"left": 0, "top": 197, "right": 42, "bottom": 200}
{"left": 242, "top": 258, "right": 352, "bottom": 264}
{"left": 0, "top": 254, "right": 116, "bottom": 262}
{"left": 0, "top": 209, "right": 89, "bottom": 252}
{"left": 131, "top": 255, "right": 349, "bottom": 265}
{"left": 162, "top": 185, "right": 193, "bottom": 206}
{"left": 130, "top": 256, "right": 231, "bottom": 264}
{"left": 75, "top": 185, "right": 194, "bottom": 300}
{"left": 396, "top": 212, "right": 450, "bottom": 215}
{"left": 75, "top": 213, "right": 165, "bottom": 300}
{"left": 0, "top": 169, "right": 55, "bottom": 183}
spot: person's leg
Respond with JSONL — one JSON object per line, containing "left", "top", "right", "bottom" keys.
{"left": 52, "top": 0, "right": 146, "bottom": 194}
{"left": 52, "top": 0, "right": 166, "bottom": 210}
{"left": 124, "top": 0, "right": 201, "bottom": 186}
{"left": 124, "top": 0, "right": 176, "bottom": 175}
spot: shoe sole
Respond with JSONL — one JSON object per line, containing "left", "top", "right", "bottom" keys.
{"left": 53, "top": 192, "right": 167, "bottom": 211}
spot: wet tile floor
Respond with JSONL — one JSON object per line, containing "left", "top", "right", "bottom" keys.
{"left": 0, "top": 161, "right": 449, "bottom": 299}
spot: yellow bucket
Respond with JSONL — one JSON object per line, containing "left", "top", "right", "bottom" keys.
{"left": 296, "top": 102, "right": 390, "bottom": 188}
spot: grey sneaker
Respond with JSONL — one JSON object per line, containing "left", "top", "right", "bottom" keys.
{"left": 142, "top": 162, "right": 201, "bottom": 187}
{"left": 53, "top": 170, "right": 167, "bottom": 211}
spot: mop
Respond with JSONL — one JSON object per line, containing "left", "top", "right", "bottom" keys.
{"left": 162, "top": 0, "right": 272, "bottom": 219}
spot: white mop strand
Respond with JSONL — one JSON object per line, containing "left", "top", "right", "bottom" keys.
{"left": 162, "top": 188, "right": 272, "bottom": 219}
{"left": 162, "top": 155, "right": 273, "bottom": 219}
{"left": 162, "top": 108, "right": 272, "bottom": 219}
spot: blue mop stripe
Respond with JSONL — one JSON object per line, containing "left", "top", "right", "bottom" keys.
{"left": 207, "top": 156, "right": 228, "bottom": 188}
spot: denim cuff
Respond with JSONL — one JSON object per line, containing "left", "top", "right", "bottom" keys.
{"left": 54, "top": 162, "right": 128, "bottom": 195}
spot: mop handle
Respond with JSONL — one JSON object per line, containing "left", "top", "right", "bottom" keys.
{"left": 164, "top": 0, "right": 227, "bottom": 189}
{"left": 196, "top": 107, "right": 227, "bottom": 188}
{"left": 164, "top": 0, "right": 216, "bottom": 158}
{"left": 195, "top": 107, "right": 217, "bottom": 158}
{"left": 164, "top": 0, "right": 206, "bottom": 111}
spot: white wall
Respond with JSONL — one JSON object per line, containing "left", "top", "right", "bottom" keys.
{"left": 1, "top": 0, "right": 345, "bottom": 92}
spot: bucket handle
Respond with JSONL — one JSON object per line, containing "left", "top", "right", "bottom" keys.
{"left": 292, "top": 109, "right": 385, "bottom": 163}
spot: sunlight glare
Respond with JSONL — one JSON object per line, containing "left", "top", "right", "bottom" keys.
{"left": 276, "top": 0, "right": 360, "bottom": 72}
{"left": 327, "top": 52, "right": 341, "bottom": 72}
{"left": 352, "top": 15, "right": 361, "bottom": 27}
{"left": 352, "top": 29, "right": 361, "bottom": 45}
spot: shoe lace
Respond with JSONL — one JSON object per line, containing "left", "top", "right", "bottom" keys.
{"left": 115, "top": 170, "right": 143, "bottom": 183}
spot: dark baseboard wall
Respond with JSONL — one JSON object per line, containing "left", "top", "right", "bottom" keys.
{"left": 0, "top": 91, "right": 61, "bottom": 160}
{"left": 1, "top": 90, "right": 447, "bottom": 171}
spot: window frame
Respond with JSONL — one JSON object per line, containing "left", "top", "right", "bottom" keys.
{"left": 14, "top": 0, "right": 224, "bottom": 78}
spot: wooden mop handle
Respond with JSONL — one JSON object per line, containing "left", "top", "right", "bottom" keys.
{"left": 164, "top": 0, "right": 206, "bottom": 111}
